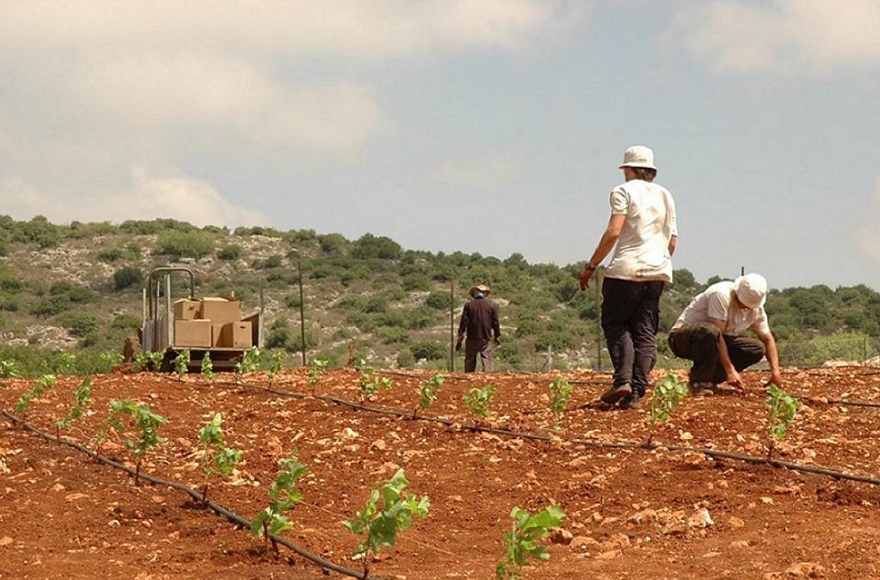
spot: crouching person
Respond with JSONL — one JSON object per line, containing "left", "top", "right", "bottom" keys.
{"left": 668, "top": 273, "right": 784, "bottom": 395}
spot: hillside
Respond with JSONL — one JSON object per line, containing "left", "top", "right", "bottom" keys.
{"left": 1, "top": 216, "right": 880, "bottom": 375}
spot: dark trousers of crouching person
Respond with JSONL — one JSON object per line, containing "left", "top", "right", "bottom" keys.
{"left": 601, "top": 277, "right": 665, "bottom": 399}
{"left": 668, "top": 322, "right": 765, "bottom": 385}
{"left": 464, "top": 339, "right": 493, "bottom": 373}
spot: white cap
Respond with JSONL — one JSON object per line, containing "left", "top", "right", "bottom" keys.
{"left": 619, "top": 145, "right": 657, "bottom": 170}
{"left": 734, "top": 273, "right": 767, "bottom": 309}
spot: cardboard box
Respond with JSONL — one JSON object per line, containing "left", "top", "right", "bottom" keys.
{"left": 173, "top": 299, "right": 200, "bottom": 321}
{"left": 217, "top": 321, "right": 253, "bottom": 348}
{"left": 199, "top": 297, "right": 241, "bottom": 325}
{"left": 174, "top": 319, "right": 213, "bottom": 348}
{"left": 211, "top": 323, "right": 226, "bottom": 347}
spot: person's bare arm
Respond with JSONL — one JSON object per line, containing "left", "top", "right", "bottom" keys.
{"left": 709, "top": 317, "right": 741, "bottom": 386}
{"left": 756, "top": 330, "right": 783, "bottom": 386}
{"left": 580, "top": 214, "right": 625, "bottom": 290}
{"left": 668, "top": 235, "right": 677, "bottom": 256}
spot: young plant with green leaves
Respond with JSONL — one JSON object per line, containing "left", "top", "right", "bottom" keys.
{"left": 496, "top": 504, "right": 565, "bottom": 580}
{"left": 264, "top": 350, "right": 286, "bottom": 382}
{"left": 200, "top": 352, "right": 215, "bottom": 382}
{"left": 765, "top": 384, "right": 799, "bottom": 460}
{"left": 548, "top": 377, "right": 572, "bottom": 431}
{"left": 463, "top": 384, "right": 496, "bottom": 422}
{"left": 197, "top": 413, "right": 243, "bottom": 503}
{"left": 648, "top": 374, "right": 689, "bottom": 443}
{"left": 173, "top": 350, "right": 190, "bottom": 381}
{"left": 308, "top": 358, "right": 329, "bottom": 393}
{"left": 58, "top": 352, "right": 77, "bottom": 374}
{"left": 357, "top": 359, "right": 393, "bottom": 401}
{"left": 107, "top": 399, "right": 169, "bottom": 483}
{"left": 415, "top": 374, "right": 445, "bottom": 416}
{"left": 0, "top": 359, "right": 19, "bottom": 388}
{"left": 133, "top": 351, "right": 165, "bottom": 373}
{"left": 251, "top": 450, "right": 309, "bottom": 553}
{"left": 234, "top": 346, "right": 262, "bottom": 383}
{"left": 99, "top": 350, "right": 124, "bottom": 372}
{"left": 56, "top": 376, "right": 92, "bottom": 432}
{"left": 343, "top": 468, "right": 430, "bottom": 579}
{"left": 14, "top": 373, "right": 56, "bottom": 417}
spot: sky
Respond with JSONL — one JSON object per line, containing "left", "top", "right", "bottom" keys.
{"left": 2, "top": 0, "right": 880, "bottom": 291}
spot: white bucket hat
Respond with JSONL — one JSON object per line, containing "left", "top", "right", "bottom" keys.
{"left": 734, "top": 273, "right": 768, "bottom": 309}
{"left": 619, "top": 145, "right": 657, "bottom": 170}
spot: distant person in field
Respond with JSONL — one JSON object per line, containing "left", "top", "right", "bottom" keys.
{"left": 579, "top": 145, "right": 678, "bottom": 410}
{"left": 668, "top": 273, "right": 784, "bottom": 395}
{"left": 456, "top": 284, "right": 501, "bottom": 372}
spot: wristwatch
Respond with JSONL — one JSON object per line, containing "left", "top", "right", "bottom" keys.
{"left": 585, "top": 262, "right": 597, "bottom": 271}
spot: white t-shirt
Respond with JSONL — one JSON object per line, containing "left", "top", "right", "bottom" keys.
{"left": 603, "top": 179, "right": 677, "bottom": 283}
{"left": 671, "top": 281, "right": 771, "bottom": 336}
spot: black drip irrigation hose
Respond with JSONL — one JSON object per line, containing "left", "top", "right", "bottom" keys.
{"left": 0, "top": 409, "right": 380, "bottom": 580}
{"left": 223, "top": 378, "right": 880, "bottom": 488}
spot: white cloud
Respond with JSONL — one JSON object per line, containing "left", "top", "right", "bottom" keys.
{"left": 0, "top": 169, "right": 269, "bottom": 228}
{"left": 1, "top": 1, "right": 582, "bottom": 58}
{"left": 667, "top": 0, "right": 880, "bottom": 73}
{"left": 428, "top": 151, "right": 522, "bottom": 194}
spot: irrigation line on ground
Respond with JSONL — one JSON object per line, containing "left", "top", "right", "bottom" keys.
{"left": 224, "top": 378, "right": 880, "bottom": 488}
{"left": 0, "top": 409, "right": 381, "bottom": 580}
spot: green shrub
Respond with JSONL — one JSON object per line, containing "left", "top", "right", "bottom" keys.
{"left": 156, "top": 230, "right": 215, "bottom": 260}
{"left": 111, "top": 314, "right": 141, "bottom": 330}
{"left": 396, "top": 348, "right": 415, "bottom": 368}
{"left": 376, "top": 326, "right": 409, "bottom": 345}
{"left": 411, "top": 341, "right": 446, "bottom": 361}
{"left": 425, "top": 291, "right": 451, "bottom": 310}
{"left": 50, "top": 282, "right": 97, "bottom": 304}
{"left": 0, "top": 293, "right": 21, "bottom": 312}
{"left": 58, "top": 312, "right": 101, "bottom": 337}
{"left": 30, "top": 295, "right": 71, "bottom": 317}
{"left": 217, "top": 244, "right": 242, "bottom": 260}
{"left": 113, "top": 266, "right": 144, "bottom": 290}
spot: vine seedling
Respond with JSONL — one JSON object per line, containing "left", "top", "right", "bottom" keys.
{"left": 201, "top": 352, "right": 215, "bottom": 382}
{"left": 648, "top": 374, "right": 689, "bottom": 443}
{"left": 308, "top": 358, "right": 329, "bottom": 394}
{"left": 548, "top": 377, "right": 572, "bottom": 431}
{"left": 251, "top": 450, "right": 308, "bottom": 554}
{"left": 173, "top": 350, "right": 190, "bottom": 381}
{"left": 56, "top": 375, "right": 92, "bottom": 436}
{"left": 343, "top": 468, "right": 430, "bottom": 579}
{"left": 234, "top": 346, "right": 261, "bottom": 383}
{"left": 357, "top": 359, "right": 393, "bottom": 401}
{"left": 107, "top": 399, "right": 168, "bottom": 484}
{"left": 765, "top": 384, "right": 799, "bottom": 460}
{"left": 463, "top": 384, "right": 496, "bottom": 425}
{"left": 0, "top": 359, "right": 19, "bottom": 387}
{"left": 197, "top": 413, "right": 243, "bottom": 503}
{"left": 265, "top": 350, "right": 286, "bottom": 383}
{"left": 496, "top": 504, "right": 565, "bottom": 580}
{"left": 15, "top": 373, "right": 56, "bottom": 419}
{"left": 133, "top": 351, "right": 165, "bottom": 372}
{"left": 414, "top": 374, "right": 445, "bottom": 417}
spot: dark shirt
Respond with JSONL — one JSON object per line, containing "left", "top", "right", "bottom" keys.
{"left": 458, "top": 297, "right": 500, "bottom": 341}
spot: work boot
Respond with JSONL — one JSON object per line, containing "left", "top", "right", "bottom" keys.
{"left": 689, "top": 382, "right": 716, "bottom": 397}
{"left": 600, "top": 383, "right": 632, "bottom": 405}
{"left": 618, "top": 393, "right": 642, "bottom": 410}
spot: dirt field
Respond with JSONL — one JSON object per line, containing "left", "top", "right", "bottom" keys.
{"left": 2, "top": 366, "right": 880, "bottom": 580}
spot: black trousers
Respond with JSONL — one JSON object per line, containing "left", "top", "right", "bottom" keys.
{"left": 601, "top": 277, "right": 665, "bottom": 397}
{"left": 668, "top": 322, "right": 765, "bottom": 384}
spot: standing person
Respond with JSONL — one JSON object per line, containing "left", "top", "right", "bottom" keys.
{"left": 579, "top": 145, "right": 678, "bottom": 409}
{"left": 456, "top": 284, "right": 501, "bottom": 373}
{"left": 668, "top": 273, "right": 784, "bottom": 394}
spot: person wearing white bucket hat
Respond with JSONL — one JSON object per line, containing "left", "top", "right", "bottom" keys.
{"left": 668, "top": 273, "right": 784, "bottom": 394}
{"left": 579, "top": 145, "right": 678, "bottom": 410}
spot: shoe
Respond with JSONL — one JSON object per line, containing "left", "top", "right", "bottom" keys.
{"left": 619, "top": 394, "right": 642, "bottom": 410}
{"left": 600, "top": 383, "right": 632, "bottom": 405}
{"left": 689, "top": 382, "right": 717, "bottom": 397}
